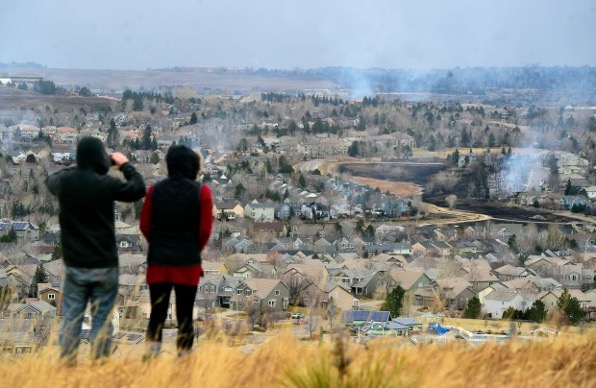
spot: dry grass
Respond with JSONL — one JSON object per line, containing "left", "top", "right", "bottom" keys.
{"left": 0, "top": 333, "right": 593, "bottom": 388}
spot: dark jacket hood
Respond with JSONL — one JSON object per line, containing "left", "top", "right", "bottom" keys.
{"left": 76, "top": 137, "right": 110, "bottom": 175}
{"left": 166, "top": 145, "right": 200, "bottom": 180}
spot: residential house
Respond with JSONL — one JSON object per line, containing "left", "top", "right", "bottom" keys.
{"left": 201, "top": 260, "right": 229, "bottom": 276}
{"left": 12, "top": 222, "right": 40, "bottom": 243}
{"left": 503, "top": 277, "right": 562, "bottom": 295}
{"left": 115, "top": 234, "right": 142, "bottom": 253}
{"left": 0, "top": 332, "right": 35, "bottom": 356}
{"left": 282, "top": 263, "right": 329, "bottom": 287}
{"left": 253, "top": 222, "right": 287, "bottom": 238}
{"left": 229, "top": 278, "right": 289, "bottom": 312}
{"left": 195, "top": 275, "right": 221, "bottom": 310}
{"left": 3, "top": 300, "right": 56, "bottom": 319}
{"left": 233, "top": 262, "right": 277, "bottom": 279}
{"left": 213, "top": 201, "right": 244, "bottom": 221}
{"left": 583, "top": 186, "right": 596, "bottom": 200}
{"left": 525, "top": 255, "right": 588, "bottom": 289}
{"left": 244, "top": 200, "right": 276, "bottom": 222}
{"left": 494, "top": 264, "right": 536, "bottom": 281}
{"left": 412, "top": 241, "right": 440, "bottom": 257}
{"left": 55, "top": 126, "right": 79, "bottom": 144}
{"left": 461, "top": 259, "right": 500, "bottom": 291}
{"left": 376, "top": 268, "right": 431, "bottom": 300}
{"left": 455, "top": 241, "right": 478, "bottom": 255}
{"left": 426, "top": 277, "right": 477, "bottom": 310}
{"left": 37, "top": 282, "right": 62, "bottom": 315}
{"left": 1, "top": 266, "right": 30, "bottom": 300}
{"left": 118, "top": 274, "right": 147, "bottom": 301}
{"left": 325, "top": 283, "right": 357, "bottom": 311}
{"left": 215, "top": 275, "right": 244, "bottom": 308}
{"left": 477, "top": 282, "right": 509, "bottom": 304}
{"left": 351, "top": 271, "right": 383, "bottom": 299}
{"left": 482, "top": 289, "right": 529, "bottom": 319}
{"left": 538, "top": 291, "right": 561, "bottom": 312}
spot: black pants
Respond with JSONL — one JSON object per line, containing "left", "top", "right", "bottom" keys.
{"left": 146, "top": 283, "right": 198, "bottom": 351}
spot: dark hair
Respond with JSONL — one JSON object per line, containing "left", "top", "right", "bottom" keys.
{"left": 166, "top": 145, "right": 200, "bottom": 180}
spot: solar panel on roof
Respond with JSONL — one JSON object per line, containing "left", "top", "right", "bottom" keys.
{"left": 371, "top": 311, "right": 390, "bottom": 322}
{"left": 353, "top": 310, "right": 370, "bottom": 321}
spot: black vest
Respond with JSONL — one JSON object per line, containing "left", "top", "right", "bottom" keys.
{"left": 147, "top": 178, "right": 202, "bottom": 266}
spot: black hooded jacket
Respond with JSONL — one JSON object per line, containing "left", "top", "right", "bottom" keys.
{"left": 45, "top": 137, "right": 146, "bottom": 268}
{"left": 146, "top": 145, "right": 202, "bottom": 266}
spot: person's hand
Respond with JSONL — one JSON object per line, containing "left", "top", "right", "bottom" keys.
{"left": 110, "top": 152, "right": 129, "bottom": 168}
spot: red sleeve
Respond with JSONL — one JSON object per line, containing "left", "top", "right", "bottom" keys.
{"left": 139, "top": 185, "right": 154, "bottom": 242}
{"left": 199, "top": 184, "right": 213, "bottom": 251}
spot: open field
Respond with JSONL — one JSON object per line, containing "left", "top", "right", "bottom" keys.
{"left": 1, "top": 67, "right": 340, "bottom": 92}
{"left": 0, "top": 334, "right": 593, "bottom": 388}
{"left": 0, "top": 87, "right": 118, "bottom": 112}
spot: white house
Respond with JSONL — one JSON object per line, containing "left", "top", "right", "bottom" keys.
{"left": 244, "top": 200, "right": 275, "bottom": 223}
{"left": 482, "top": 289, "right": 529, "bottom": 319}
{"left": 584, "top": 186, "right": 596, "bottom": 200}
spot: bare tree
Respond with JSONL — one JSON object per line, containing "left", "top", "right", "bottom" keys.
{"left": 200, "top": 287, "right": 218, "bottom": 325}
{"left": 401, "top": 291, "right": 414, "bottom": 317}
{"left": 244, "top": 298, "right": 260, "bottom": 330}
{"left": 283, "top": 272, "right": 310, "bottom": 306}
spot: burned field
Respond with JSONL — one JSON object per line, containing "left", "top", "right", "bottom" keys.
{"left": 338, "top": 161, "right": 445, "bottom": 190}
{"left": 340, "top": 161, "right": 579, "bottom": 224}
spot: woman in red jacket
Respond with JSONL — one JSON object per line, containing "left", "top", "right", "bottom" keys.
{"left": 140, "top": 145, "right": 213, "bottom": 358}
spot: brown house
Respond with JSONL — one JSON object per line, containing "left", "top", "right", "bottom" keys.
{"left": 37, "top": 282, "right": 62, "bottom": 315}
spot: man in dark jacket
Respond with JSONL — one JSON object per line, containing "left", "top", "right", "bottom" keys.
{"left": 46, "top": 136, "right": 146, "bottom": 363}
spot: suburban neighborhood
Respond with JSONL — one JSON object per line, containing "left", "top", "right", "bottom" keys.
{"left": 1, "top": 70, "right": 595, "bottom": 360}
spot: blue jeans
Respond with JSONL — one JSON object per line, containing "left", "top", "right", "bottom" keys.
{"left": 60, "top": 266, "right": 119, "bottom": 362}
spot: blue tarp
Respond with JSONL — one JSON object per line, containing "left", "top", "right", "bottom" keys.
{"left": 435, "top": 324, "right": 450, "bottom": 335}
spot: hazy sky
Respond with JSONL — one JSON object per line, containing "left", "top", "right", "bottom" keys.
{"left": 2, "top": 0, "right": 595, "bottom": 70}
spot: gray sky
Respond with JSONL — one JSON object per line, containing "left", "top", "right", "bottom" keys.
{"left": 2, "top": 0, "right": 595, "bottom": 70}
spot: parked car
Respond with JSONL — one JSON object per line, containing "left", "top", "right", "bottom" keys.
{"left": 291, "top": 312, "right": 305, "bottom": 319}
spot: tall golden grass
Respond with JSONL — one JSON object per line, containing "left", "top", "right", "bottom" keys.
{"left": 0, "top": 333, "right": 594, "bottom": 388}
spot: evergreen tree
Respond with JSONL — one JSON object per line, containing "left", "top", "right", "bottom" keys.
{"left": 381, "top": 285, "right": 405, "bottom": 317}
{"left": 190, "top": 112, "right": 198, "bottom": 125}
{"left": 464, "top": 296, "right": 482, "bottom": 319}
{"left": 107, "top": 119, "right": 119, "bottom": 148}
{"left": 452, "top": 148, "right": 460, "bottom": 165}
{"left": 29, "top": 263, "right": 48, "bottom": 297}
{"left": 0, "top": 227, "right": 17, "bottom": 242}
{"left": 564, "top": 179, "right": 572, "bottom": 195}
{"left": 460, "top": 128, "right": 470, "bottom": 147}
{"left": 347, "top": 141, "right": 360, "bottom": 157}
{"left": 52, "top": 244, "right": 63, "bottom": 261}
{"left": 558, "top": 289, "right": 584, "bottom": 324}
{"left": 234, "top": 183, "right": 246, "bottom": 199}
{"left": 528, "top": 300, "right": 547, "bottom": 323}
{"left": 488, "top": 132, "right": 496, "bottom": 147}
{"left": 142, "top": 125, "right": 153, "bottom": 150}
{"left": 298, "top": 173, "right": 306, "bottom": 188}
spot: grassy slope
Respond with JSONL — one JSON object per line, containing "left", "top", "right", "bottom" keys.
{"left": 0, "top": 334, "right": 593, "bottom": 388}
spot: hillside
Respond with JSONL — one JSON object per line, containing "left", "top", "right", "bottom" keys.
{"left": 0, "top": 335, "right": 593, "bottom": 387}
